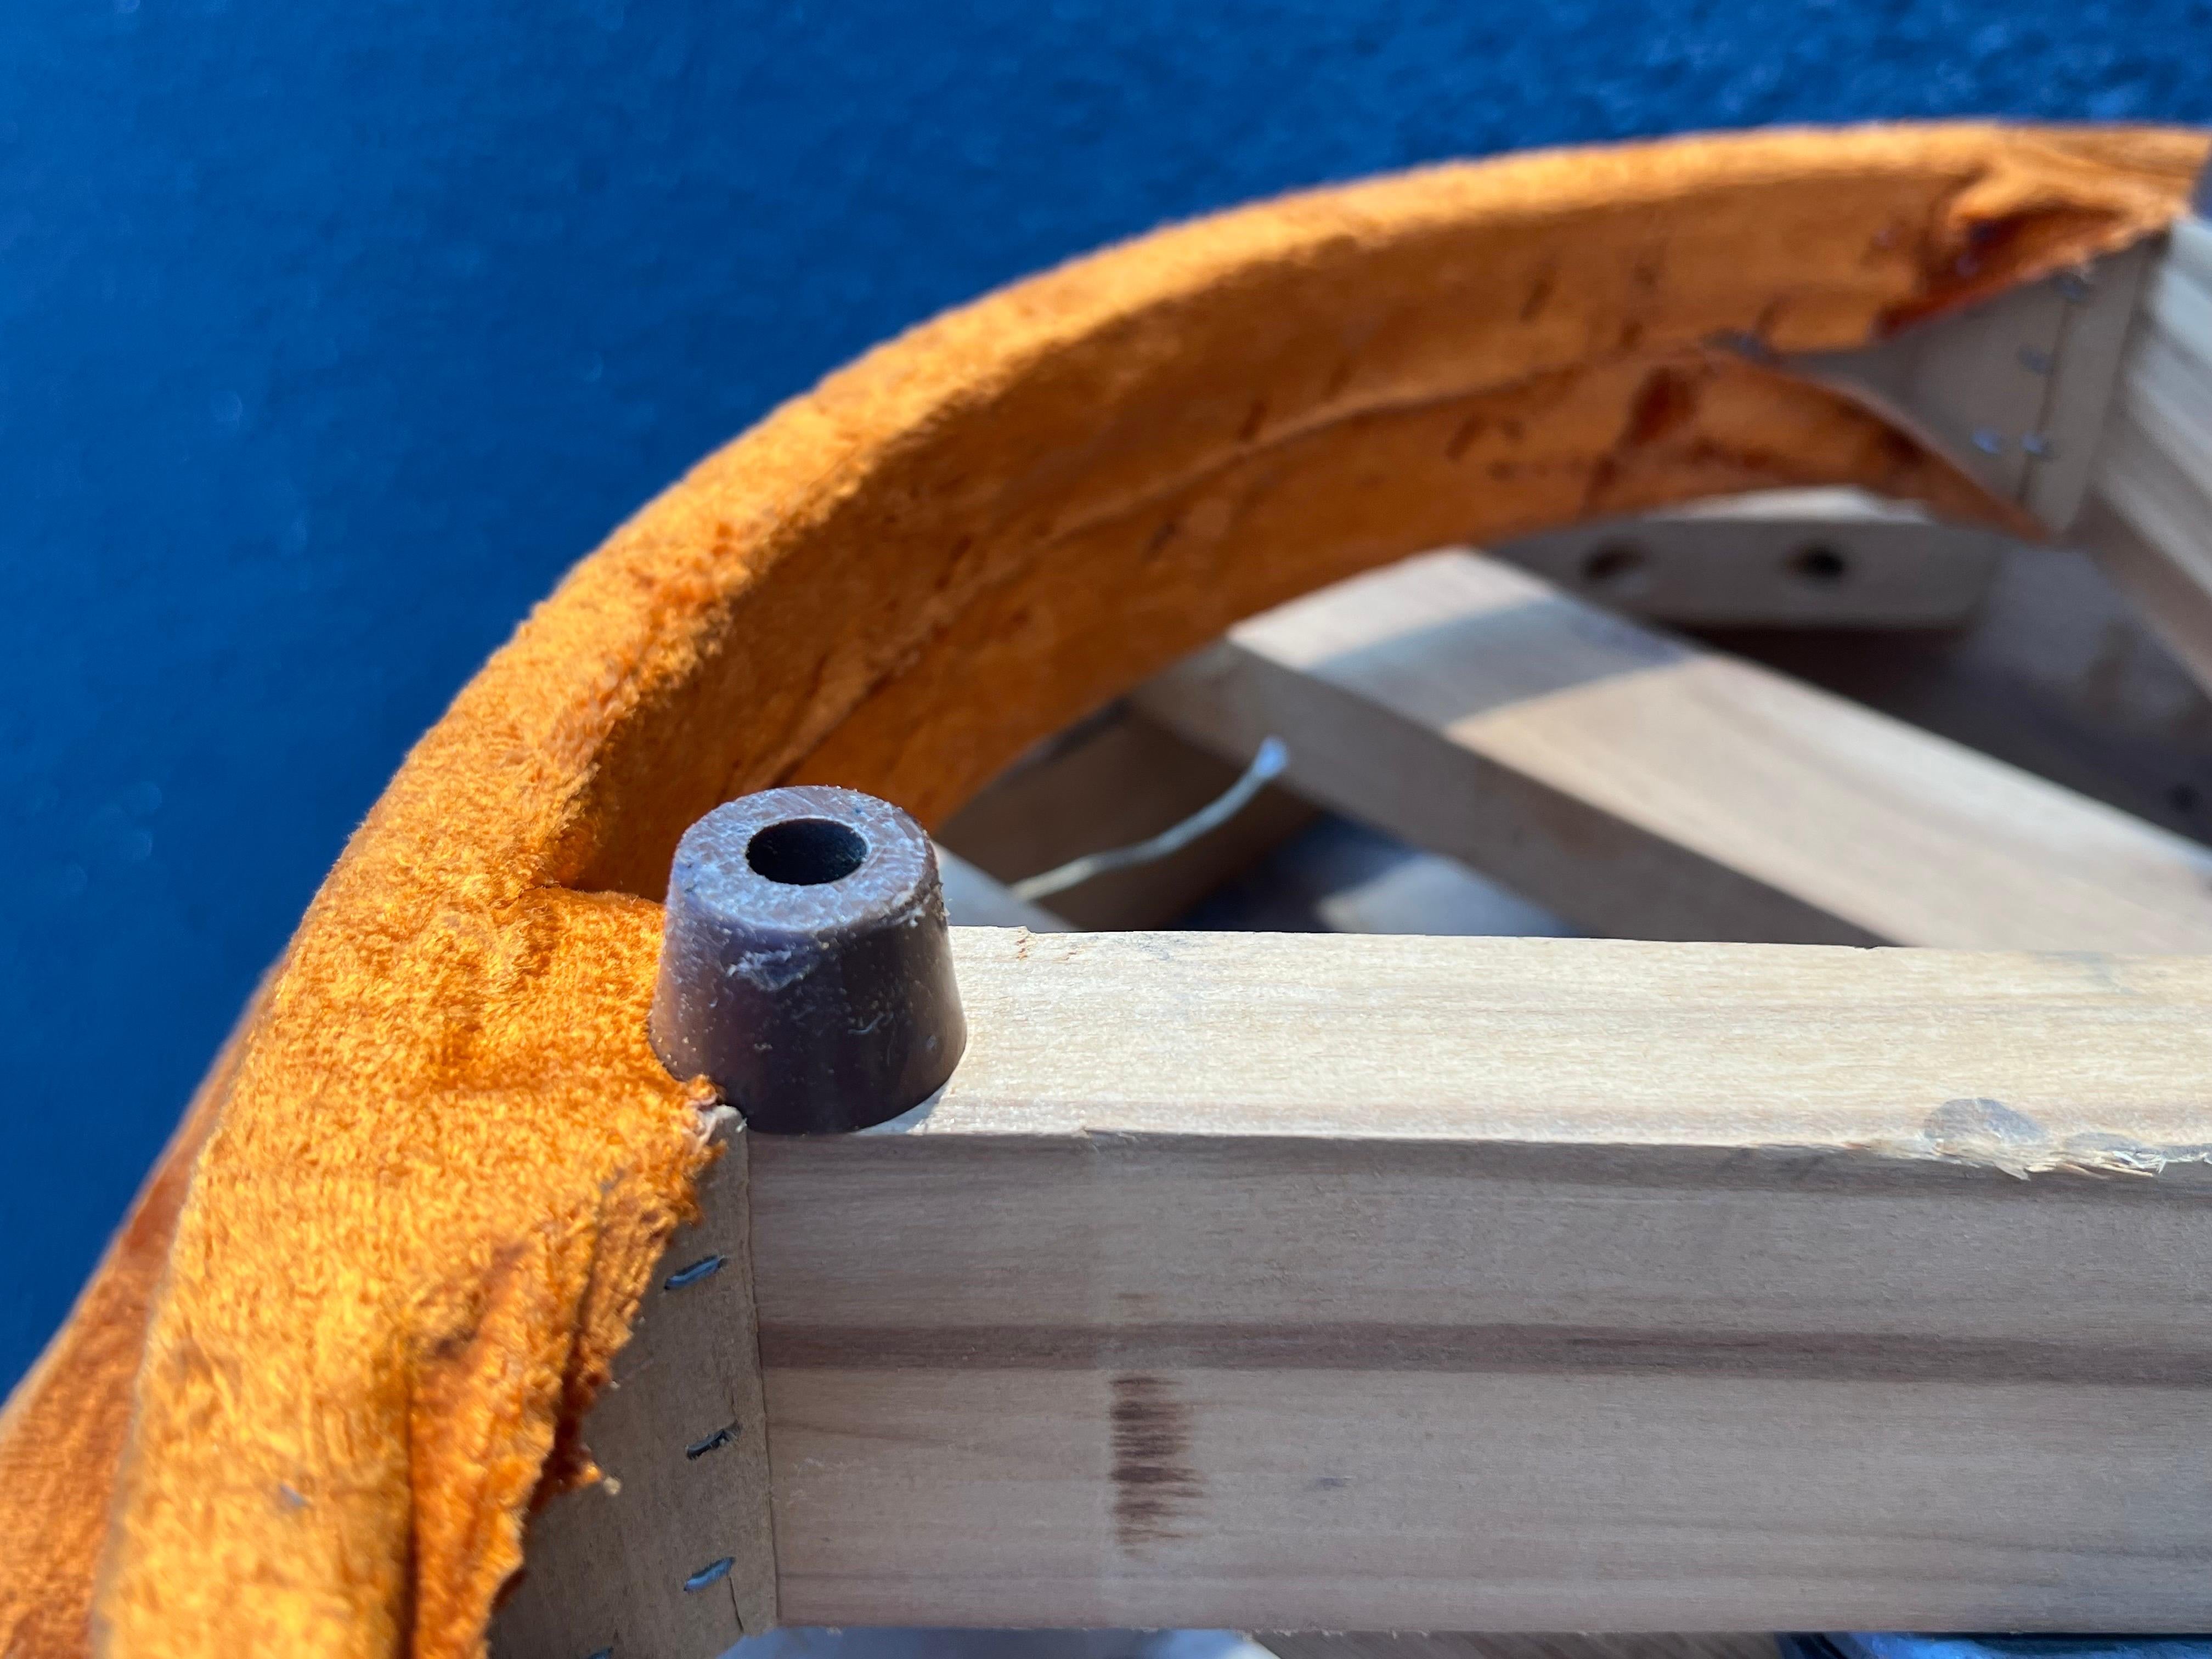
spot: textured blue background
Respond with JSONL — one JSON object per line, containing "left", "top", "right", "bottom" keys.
{"left": 3, "top": 0, "right": 2208, "bottom": 1388}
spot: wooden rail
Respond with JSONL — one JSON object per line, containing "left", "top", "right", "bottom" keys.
{"left": 2086, "top": 222, "right": 2212, "bottom": 690}
{"left": 1492, "top": 488, "right": 2002, "bottom": 629}
{"left": 748, "top": 929, "right": 2212, "bottom": 1633}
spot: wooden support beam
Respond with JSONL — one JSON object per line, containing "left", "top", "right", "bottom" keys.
{"left": 1135, "top": 550, "right": 2212, "bottom": 950}
{"left": 2081, "top": 221, "right": 2212, "bottom": 690}
{"left": 1706, "top": 535, "right": 2212, "bottom": 849}
{"left": 754, "top": 929, "right": 2212, "bottom": 1634}
{"left": 1493, "top": 488, "right": 2002, "bottom": 628}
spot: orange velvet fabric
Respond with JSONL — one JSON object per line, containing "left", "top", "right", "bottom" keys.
{"left": 0, "top": 122, "right": 2201, "bottom": 1659}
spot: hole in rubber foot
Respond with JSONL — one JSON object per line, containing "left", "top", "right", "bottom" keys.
{"left": 746, "top": 818, "right": 867, "bottom": 885}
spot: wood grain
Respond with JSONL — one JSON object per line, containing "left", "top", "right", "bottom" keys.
{"left": 750, "top": 928, "right": 2212, "bottom": 1633}
{"left": 1137, "top": 549, "right": 2212, "bottom": 949}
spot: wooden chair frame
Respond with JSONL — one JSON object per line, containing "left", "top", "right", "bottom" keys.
{"left": 6, "top": 122, "right": 2212, "bottom": 1659}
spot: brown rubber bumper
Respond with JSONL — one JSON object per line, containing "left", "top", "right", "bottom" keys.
{"left": 649, "top": 787, "right": 966, "bottom": 1134}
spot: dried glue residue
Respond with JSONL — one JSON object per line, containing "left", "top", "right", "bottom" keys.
{"left": 1868, "top": 1097, "right": 2212, "bottom": 1180}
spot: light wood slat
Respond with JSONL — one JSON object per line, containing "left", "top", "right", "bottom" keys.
{"left": 1713, "top": 534, "right": 2212, "bottom": 847}
{"left": 2078, "top": 433, "right": 2212, "bottom": 692}
{"left": 1493, "top": 488, "right": 2001, "bottom": 628}
{"left": 2024, "top": 240, "right": 2159, "bottom": 528}
{"left": 2084, "top": 221, "right": 2212, "bottom": 689}
{"left": 2143, "top": 217, "right": 2212, "bottom": 366}
{"left": 754, "top": 929, "right": 2212, "bottom": 1633}
{"left": 1133, "top": 549, "right": 2212, "bottom": 950}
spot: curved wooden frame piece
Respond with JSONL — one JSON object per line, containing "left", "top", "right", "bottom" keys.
{"left": 0, "top": 122, "right": 2202, "bottom": 1659}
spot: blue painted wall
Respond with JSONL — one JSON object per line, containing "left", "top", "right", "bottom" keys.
{"left": 3, "top": 0, "right": 2207, "bottom": 1387}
